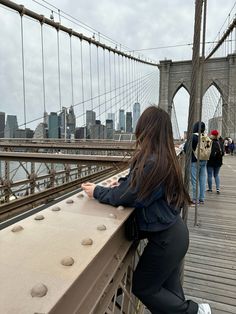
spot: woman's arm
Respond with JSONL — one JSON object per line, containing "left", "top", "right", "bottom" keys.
{"left": 81, "top": 175, "right": 137, "bottom": 207}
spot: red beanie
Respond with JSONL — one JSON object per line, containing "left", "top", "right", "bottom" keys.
{"left": 211, "top": 129, "right": 219, "bottom": 136}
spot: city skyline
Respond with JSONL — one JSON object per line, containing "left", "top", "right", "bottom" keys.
{"left": 0, "top": 102, "right": 141, "bottom": 140}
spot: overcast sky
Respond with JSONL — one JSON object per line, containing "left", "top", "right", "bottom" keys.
{"left": 0, "top": 0, "right": 236, "bottom": 136}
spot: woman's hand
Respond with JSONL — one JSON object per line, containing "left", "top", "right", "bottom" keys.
{"left": 81, "top": 182, "right": 96, "bottom": 198}
{"left": 109, "top": 180, "right": 120, "bottom": 188}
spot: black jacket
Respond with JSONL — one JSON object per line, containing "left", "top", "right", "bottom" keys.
{"left": 207, "top": 139, "right": 224, "bottom": 168}
{"left": 184, "top": 121, "right": 206, "bottom": 162}
{"left": 94, "top": 161, "right": 180, "bottom": 232}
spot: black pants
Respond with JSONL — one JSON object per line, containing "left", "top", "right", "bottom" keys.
{"left": 132, "top": 216, "right": 198, "bottom": 314}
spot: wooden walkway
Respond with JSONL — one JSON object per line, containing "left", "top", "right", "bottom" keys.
{"left": 184, "top": 155, "right": 236, "bottom": 314}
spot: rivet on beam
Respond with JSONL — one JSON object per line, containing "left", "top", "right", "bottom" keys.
{"left": 109, "top": 213, "right": 117, "bottom": 219}
{"left": 81, "top": 238, "right": 93, "bottom": 245}
{"left": 31, "top": 283, "right": 48, "bottom": 297}
{"left": 77, "top": 193, "right": 84, "bottom": 198}
{"left": 97, "top": 224, "right": 107, "bottom": 231}
{"left": 66, "top": 199, "right": 74, "bottom": 204}
{"left": 11, "top": 225, "right": 24, "bottom": 232}
{"left": 34, "top": 214, "right": 45, "bottom": 221}
{"left": 51, "top": 206, "right": 61, "bottom": 212}
{"left": 61, "top": 256, "right": 75, "bottom": 266}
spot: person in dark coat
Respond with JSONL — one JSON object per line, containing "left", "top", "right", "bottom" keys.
{"left": 82, "top": 106, "right": 211, "bottom": 314}
{"left": 207, "top": 130, "right": 224, "bottom": 194}
{"left": 184, "top": 121, "right": 209, "bottom": 205}
{"left": 229, "top": 140, "right": 235, "bottom": 155}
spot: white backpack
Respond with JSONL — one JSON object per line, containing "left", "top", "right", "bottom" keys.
{"left": 193, "top": 133, "right": 212, "bottom": 160}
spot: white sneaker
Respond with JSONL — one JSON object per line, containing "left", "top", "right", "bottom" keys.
{"left": 198, "top": 303, "right": 211, "bottom": 314}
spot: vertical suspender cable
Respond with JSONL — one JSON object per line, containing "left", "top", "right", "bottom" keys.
{"left": 103, "top": 48, "right": 107, "bottom": 121}
{"left": 235, "top": 15, "right": 236, "bottom": 52}
{"left": 80, "top": 39, "right": 85, "bottom": 127}
{"left": 40, "top": 22, "right": 46, "bottom": 118}
{"left": 194, "top": 0, "right": 207, "bottom": 227}
{"left": 125, "top": 57, "right": 128, "bottom": 111}
{"left": 96, "top": 46, "right": 101, "bottom": 119}
{"left": 89, "top": 44, "right": 93, "bottom": 110}
{"left": 20, "top": 14, "right": 26, "bottom": 129}
{"left": 113, "top": 52, "right": 116, "bottom": 126}
{"left": 118, "top": 55, "right": 121, "bottom": 120}
{"left": 109, "top": 51, "right": 112, "bottom": 121}
{"left": 56, "top": 29, "right": 62, "bottom": 111}
{"left": 69, "top": 35, "right": 74, "bottom": 106}
{"left": 128, "top": 58, "right": 132, "bottom": 115}
{"left": 121, "top": 56, "right": 124, "bottom": 110}
{"left": 182, "top": 0, "right": 204, "bottom": 225}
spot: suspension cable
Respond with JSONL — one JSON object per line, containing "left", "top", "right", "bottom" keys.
{"left": 96, "top": 46, "right": 101, "bottom": 119}
{"left": 80, "top": 39, "right": 85, "bottom": 127}
{"left": 40, "top": 21, "right": 46, "bottom": 115}
{"left": 0, "top": 0, "right": 157, "bottom": 66}
{"left": 103, "top": 48, "right": 107, "bottom": 121}
{"left": 56, "top": 29, "right": 62, "bottom": 111}
{"left": 20, "top": 14, "right": 26, "bottom": 129}
{"left": 89, "top": 43, "right": 93, "bottom": 111}
{"left": 69, "top": 35, "right": 74, "bottom": 106}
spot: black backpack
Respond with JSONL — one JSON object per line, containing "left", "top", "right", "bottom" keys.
{"left": 211, "top": 140, "right": 222, "bottom": 158}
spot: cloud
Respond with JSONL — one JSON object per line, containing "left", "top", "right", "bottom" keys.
{"left": 0, "top": 0, "right": 235, "bottom": 132}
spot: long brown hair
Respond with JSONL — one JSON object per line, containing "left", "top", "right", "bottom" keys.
{"left": 130, "top": 105, "right": 190, "bottom": 208}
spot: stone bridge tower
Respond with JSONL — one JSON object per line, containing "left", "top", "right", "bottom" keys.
{"left": 158, "top": 54, "right": 236, "bottom": 138}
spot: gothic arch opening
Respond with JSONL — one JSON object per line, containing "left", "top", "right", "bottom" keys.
{"left": 202, "top": 84, "right": 222, "bottom": 135}
{"left": 172, "top": 86, "right": 190, "bottom": 140}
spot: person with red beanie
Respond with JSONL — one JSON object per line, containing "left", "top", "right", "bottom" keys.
{"left": 207, "top": 130, "right": 224, "bottom": 194}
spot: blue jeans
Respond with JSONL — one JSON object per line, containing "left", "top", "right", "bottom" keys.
{"left": 207, "top": 166, "right": 220, "bottom": 190}
{"left": 191, "top": 161, "right": 207, "bottom": 201}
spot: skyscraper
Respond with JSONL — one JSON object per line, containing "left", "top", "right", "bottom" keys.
{"left": 34, "top": 123, "right": 47, "bottom": 139}
{"left": 106, "top": 119, "right": 114, "bottom": 139}
{"left": 68, "top": 106, "right": 76, "bottom": 136}
{"left": 4, "top": 115, "right": 18, "bottom": 138}
{"left": 133, "top": 102, "right": 140, "bottom": 132}
{"left": 48, "top": 112, "right": 59, "bottom": 138}
{"left": 0, "top": 112, "right": 5, "bottom": 138}
{"left": 86, "top": 110, "right": 96, "bottom": 127}
{"left": 107, "top": 113, "right": 115, "bottom": 128}
{"left": 59, "top": 107, "right": 67, "bottom": 139}
{"left": 126, "top": 112, "right": 132, "bottom": 133}
{"left": 119, "top": 109, "right": 125, "bottom": 131}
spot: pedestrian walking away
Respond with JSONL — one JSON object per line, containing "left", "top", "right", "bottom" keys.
{"left": 82, "top": 106, "right": 211, "bottom": 314}
{"left": 184, "top": 121, "right": 211, "bottom": 206}
{"left": 207, "top": 130, "right": 224, "bottom": 194}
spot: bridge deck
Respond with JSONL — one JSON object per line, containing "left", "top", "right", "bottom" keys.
{"left": 184, "top": 155, "right": 236, "bottom": 314}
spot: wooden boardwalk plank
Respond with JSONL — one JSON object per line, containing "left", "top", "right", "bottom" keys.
{"left": 183, "top": 156, "right": 236, "bottom": 314}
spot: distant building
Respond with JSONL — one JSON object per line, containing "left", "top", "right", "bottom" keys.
{"left": 106, "top": 119, "right": 114, "bottom": 139}
{"left": 15, "top": 128, "right": 33, "bottom": 138}
{"left": 43, "top": 112, "right": 48, "bottom": 126}
{"left": 107, "top": 113, "right": 115, "bottom": 128}
{"left": 88, "top": 120, "right": 106, "bottom": 139}
{"left": 86, "top": 110, "right": 96, "bottom": 127}
{"left": 68, "top": 106, "right": 76, "bottom": 136}
{"left": 208, "top": 116, "right": 222, "bottom": 135}
{"left": 59, "top": 107, "right": 68, "bottom": 139}
{"left": 4, "top": 115, "right": 18, "bottom": 138}
{"left": 75, "top": 127, "right": 86, "bottom": 139}
{"left": 48, "top": 112, "right": 59, "bottom": 138}
{"left": 119, "top": 109, "right": 125, "bottom": 131}
{"left": 126, "top": 112, "right": 132, "bottom": 133}
{"left": 133, "top": 102, "right": 140, "bottom": 131}
{"left": 34, "top": 123, "right": 47, "bottom": 139}
{"left": 0, "top": 112, "right": 5, "bottom": 138}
